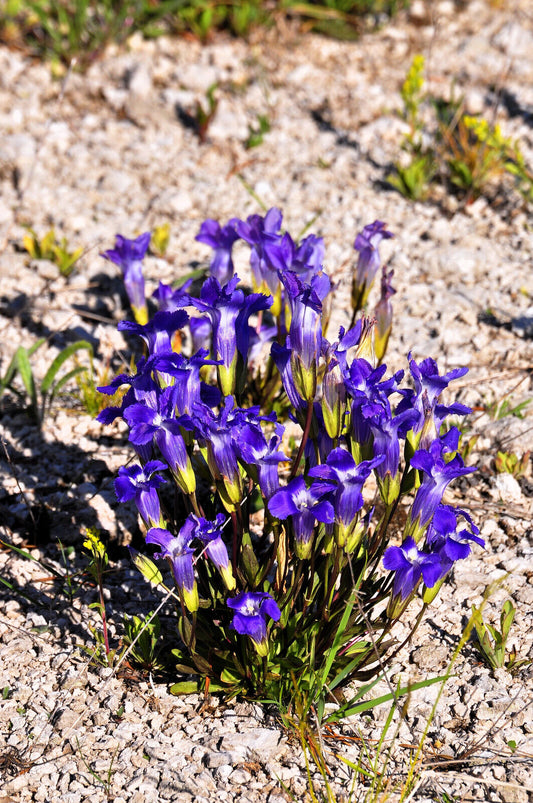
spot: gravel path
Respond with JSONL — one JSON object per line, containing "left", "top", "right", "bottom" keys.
{"left": 0, "top": 1, "right": 532, "bottom": 801}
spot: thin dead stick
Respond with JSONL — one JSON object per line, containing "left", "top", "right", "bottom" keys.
{"left": 423, "top": 688, "right": 533, "bottom": 769}
{"left": 1, "top": 439, "right": 38, "bottom": 532}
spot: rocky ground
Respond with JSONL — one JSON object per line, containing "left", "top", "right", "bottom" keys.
{"left": 0, "top": 0, "right": 532, "bottom": 800}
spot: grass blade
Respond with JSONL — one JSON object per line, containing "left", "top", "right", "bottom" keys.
{"left": 325, "top": 674, "right": 446, "bottom": 723}
{"left": 15, "top": 347, "right": 38, "bottom": 415}
{"left": 41, "top": 340, "right": 93, "bottom": 396}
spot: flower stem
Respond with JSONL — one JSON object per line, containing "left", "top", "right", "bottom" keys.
{"left": 97, "top": 571, "right": 111, "bottom": 658}
{"left": 290, "top": 400, "right": 314, "bottom": 480}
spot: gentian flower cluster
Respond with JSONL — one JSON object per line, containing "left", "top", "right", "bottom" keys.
{"left": 99, "top": 210, "right": 483, "bottom": 704}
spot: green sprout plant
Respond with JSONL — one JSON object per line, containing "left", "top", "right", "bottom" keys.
{"left": 387, "top": 54, "right": 436, "bottom": 201}
{"left": 0, "top": 338, "right": 93, "bottom": 424}
{"left": 1, "top": 1, "right": 411, "bottom": 72}
{"left": 0, "top": 0, "right": 142, "bottom": 72}
{"left": 494, "top": 450, "right": 530, "bottom": 478}
{"left": 75, "top": 736, "right": 120, "bottom": 798}
{"left": 74, "top": 351, "right": 127, "bottom": 418}
{"left": 471, "top": 598, "right": 528, "bottom": 673}
{"left": 389, "top": 55, "right": 533, "bottom": 206}
{"left": 437, "top": 108, "right": 533, "bottom": 202}
{"left": 195, "top": 83, "right": 218, "bottom": 143}
{"left": 81, "top": 528, "right": 119, "bottom": 667}
{"left": 245, "top": 113, "right": 271, "bottom": 150}
{"left": 122, "top": 612, "right": 163, "bottom": 673}
{"left": 485, "top": 396, "right": 531, "bottom": 421}
{"left": 22, "top": 227, "right": 83, "bottom": 277}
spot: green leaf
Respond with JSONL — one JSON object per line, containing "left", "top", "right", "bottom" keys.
{"left": 47, "top": 366, "right": 88, "bottom": 403}
{"left": 170, "top": 681, "right": 200, "bottom": 695}
{"left": 191, "top": 652, "right": 211, "bottom": 674}
{"left": 501, "top": 600, "right": 515, "bottom": 638}
{"left": 240, "top": 531, "right": 260, "bottom": 585}
{"left": 327, "top": 650, "right": 371, "bottom": 694}
{"left": 27, "top": 338, "right": 47, "bottom": 358}
{"left": 15, "top": 347, "right": 38, "bottom": 414}
{"left": 316, "top": 593, "right": 356, "bottom": 692}
{"left": 221, "top": 667, "right": 242, "bottom": 685}
{"left": 130, "top": 551, "right": 164, "bottom": 587}
{"left": 326, "top": 674, "right": 447, "bottom": 723}
{"left": 178, "top": 615, "right": 193, "bottom": 647}
{"left": 41, "top": 340, "right": 93, "bottom": 396}
{"left": 173, "top": 267, "right": 208, "bottom": 288}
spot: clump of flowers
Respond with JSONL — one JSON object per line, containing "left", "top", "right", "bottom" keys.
{"left": 99, "top": 211, "right": 482, "bottom": 712}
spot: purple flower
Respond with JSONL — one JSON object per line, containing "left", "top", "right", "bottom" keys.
{"left": 268, "top": 476, "right": 334, "bottom": 559}
{"left": 102, "top": 233, "right": 150, "bottom": 324}
{"left": 409, "top": 428, "right": 476, "bottom": 532}
{"left": 281, "top": 271, "right": 328, "bottom": 402}
{"left": 343, "top": 357, "right": 403, "bottom": 457}
{"left": 123, "top": 388, "right": 196, "bottom": 495}
{"left": 114, "top": 460, "right": 166, "bottom": 527}
{"left": 195, "top": 397, "right": 268, "bottom": 510}
{"left": 145, "top": 525, "right": 198, "bottom": 612}
{"left": 309, "top": 448, "right": 382, "bottom": 530}
{"left": 320, "top": 324, "right": 370, "bottom": 439}
{"left": 196, "top": 218, "right": 241, "bottom": 285}
{"left": 270, "top": 341, "right": 305, "bottom": 414}
{"left": 189, "top": 315, "right": 212, "bottom": 354}
{"left": 190, "top": 276, "right": 272, "bottom": 396}
{"left": 118, "top": 309, "right": 189, "bottom": 357}
{"left": 150, "top": 350, "right": 221, "bottom": 415}
{"left": 235, "top": 207, "right": 283, "bottom": 294}
{"left": 264, "top": 231, "right": 325, "bottom": 286}
{"left": 383, "top": 537, "right": 442, "bottom": 600}
{"left": 190, "top": 513, "right": 235, "bottom": 590}
{"left": 352, "top": 221, "right": 393, "bottom": 312}
{"left": 152, "top": 280, "right": 192, "bottom": 311}
{"left": 396, "top": 356, "right": 470, "bottom": 446}
{"left": 238, "top": 421, "right": 288, "bottom": 500}
{"left": 227, "top": 591, "right": 281, "bottom": 656}
{"left": 368, "top": 404, "right": 418, "bottom": 504}
{"left": 426, "top": 505, "right": 484, "bottom": 568}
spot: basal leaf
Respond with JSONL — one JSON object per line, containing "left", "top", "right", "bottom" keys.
{"left": 41, "top": 340, "right": 93, "bottom": 395}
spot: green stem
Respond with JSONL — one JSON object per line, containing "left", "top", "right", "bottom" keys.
{"left": 97, "top": 570, "right": 110, "bottom": 657}
{"left": 289, "top": 400, "right": 314, "bottom": 480}
{"left": 188, "top": 492, "right": 202, "bottom": 518}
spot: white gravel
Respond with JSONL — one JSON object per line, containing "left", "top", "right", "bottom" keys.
{"left": 0, "top": 0, "right": 532, "bottom": 801}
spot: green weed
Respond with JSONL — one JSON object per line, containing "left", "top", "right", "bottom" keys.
{"left": 75, "top": 736, "right": 119, "bottom": 798}
{"left": 494, "top": 450, "right": 530, "bottom": 478}
{"left": 471, "top": 581, "right": 531, "bottom": 675}
{"left": 22, "top": 227, "right": 83, "bottom": 277}
{"left": 485, "top": 396, "right": 530, "bottom": 421}
{"left": 245, "top": 113, "right": 271, "bottom": 150}
{"left": 74, "top": 352, "right": 126, "bottom": 418}
{"left": 80, "top": 528, "right": 116, "bottom": 667}
{"left": 389, "top": 55, "right": 533, "bottom": 207}
{"left": 1, "top": 0, "right": 143, "bottom": 71}
{"left": 471, "top": 598, "right": 531, "bottom": 674}
{"left": 0, "top": 337, "right": 93, "bottom": 424}
{"left": 122, "top": 611, "right": 164, "bottom": 672}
